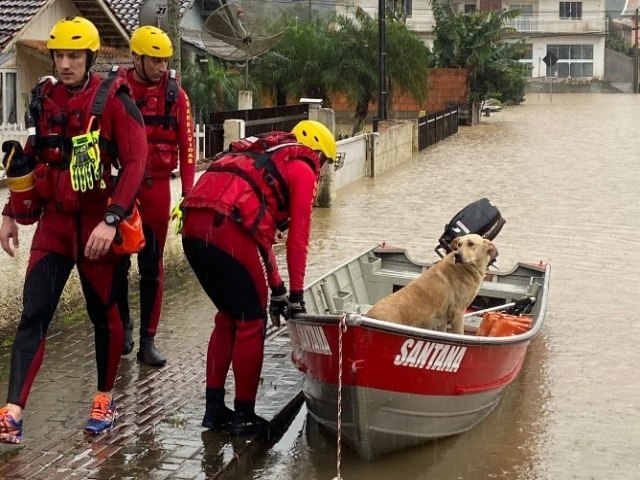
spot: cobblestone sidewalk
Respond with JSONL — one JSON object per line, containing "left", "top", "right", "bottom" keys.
{"left": 0, "top": 273, "right": 304, "bottom": 479}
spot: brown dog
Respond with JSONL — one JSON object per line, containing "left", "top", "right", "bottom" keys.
{"left": 366, "top": 234, "right": 498, "bottom": 334}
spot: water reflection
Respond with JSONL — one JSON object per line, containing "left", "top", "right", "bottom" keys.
{"left": 262, "top": 94, "right": 640, "bottom": 479}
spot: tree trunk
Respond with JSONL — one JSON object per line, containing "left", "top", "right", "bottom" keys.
{"left": 352, "top": 99, "right": 370, "bottom": 136}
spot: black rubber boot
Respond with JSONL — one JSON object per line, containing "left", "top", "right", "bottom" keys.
{"left": 122, "top": 320, "right": 134, "bottom": 355}
{"left": 202, "top": 388, "right": 234, "bottom": 431}
{"left": 137, "top": 338, "right": 167, "bottom": 367}
{"left": 230, "top": 400, "right": 269, "bottom": 435}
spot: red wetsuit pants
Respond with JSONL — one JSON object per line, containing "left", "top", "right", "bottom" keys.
{"left": 6, "top": 208, "right": 125, "bottom": 407}
{"left": 181, "top": 209, "right": 268, "bottom": 404}
{"left": 117, "top": 177, "right": 171, "bottom": 339}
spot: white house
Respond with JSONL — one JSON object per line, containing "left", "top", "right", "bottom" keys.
{"left": 0, "top": 0, "right": 131, "bottom": 130}
{"left": 338, "top": 0, "right": 608, "bottom": 80}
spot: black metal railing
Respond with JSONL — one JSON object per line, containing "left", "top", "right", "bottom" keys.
{"left": 418, "top": 106, "right": 459, "bottom": 151}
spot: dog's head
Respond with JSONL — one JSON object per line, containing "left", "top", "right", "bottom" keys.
{"left": 450, "top": 234, "right": 498, "bottom": 269}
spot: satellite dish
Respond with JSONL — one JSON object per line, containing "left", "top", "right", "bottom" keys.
{"left": 138, "top": 0, "right": 170, "bottom": 28}
{"left": 202, "top": 0, "right": 286, "bottom": 85}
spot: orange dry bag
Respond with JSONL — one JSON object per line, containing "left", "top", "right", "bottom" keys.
{"left": 112, "top": 202, "right": 145, "bottom": 255}
{"left": 477, "top": 312, "right": 532, "bottom": 337}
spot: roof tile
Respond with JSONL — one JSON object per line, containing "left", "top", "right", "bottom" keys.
{"left": 0, "top": 0, "right": 48, "bottom": 50}
{"left": 105, "top": 0, "right": 193, "bottom": 34}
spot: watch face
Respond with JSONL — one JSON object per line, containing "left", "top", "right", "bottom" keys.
{"left": 105, "top": 214, "right": 117, "bottom": 226}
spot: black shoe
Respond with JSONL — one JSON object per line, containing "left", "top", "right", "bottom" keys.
{"left": 137, "top": 338, "right": 167, "bottom": 367}
{"left": 230, "top": 411, "right": 269, "bottom": 435}
{"left": 202, "top": 404, "right": 235, "bottom": 431}
{"left": 122, "top": 321, "right": 134, "bottom": 355}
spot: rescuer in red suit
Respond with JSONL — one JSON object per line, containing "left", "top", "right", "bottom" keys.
{"left": 0, "top": 17, "right": 147, "bottom": 444}
{"left": 180, "top": 120, "right": 343, "bottom": 435}
{"left": 116, "top": 25, "right": 196, "bottom": 367}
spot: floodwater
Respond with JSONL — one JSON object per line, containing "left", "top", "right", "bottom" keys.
{"left": 254, "top": 94, "right": 640, "bottom": 480}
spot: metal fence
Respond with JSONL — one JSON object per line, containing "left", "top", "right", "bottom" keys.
{"left": 417, "top": 107, "right": 459, "bottom": 151}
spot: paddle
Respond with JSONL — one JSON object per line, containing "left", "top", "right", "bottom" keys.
{"left": 463, "top": 296, "right": 535, "bottom": 318}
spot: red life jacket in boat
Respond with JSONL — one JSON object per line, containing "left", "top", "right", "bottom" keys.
{"left": 120, "top": 67, "right": 181, "bottom": 176}
{"left": 183, "top": 131, "right": 322, "bottom": 249}
{"left": 29, "top": 71, "right": 128, "bottom": 212}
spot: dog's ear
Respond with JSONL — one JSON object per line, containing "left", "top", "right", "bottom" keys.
{"left": 449, "top": 237, "right": 461, "bottom": 251}
{"left": 484, "top": 240, "right": 499, "bottom": 262}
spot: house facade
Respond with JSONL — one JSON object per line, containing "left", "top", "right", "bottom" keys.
{"left": 0, "top": 0, "right": 132, "bottom": 129}
{"left": 339, "top": 0, "right": 608, "bottom": 80}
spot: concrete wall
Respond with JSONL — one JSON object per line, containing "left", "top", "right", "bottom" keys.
{"left": 0, "top": 118, "right": 419, "bottom": 333}
{"left": 370, "top": 121, "right": 415, "bottom": 176}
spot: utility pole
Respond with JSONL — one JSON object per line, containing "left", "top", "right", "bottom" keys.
{"left": 378, "top": 0, "right": 387, "bottom": 121}
{"left": 167, "top": 0, "right": 181, "bottom": 73}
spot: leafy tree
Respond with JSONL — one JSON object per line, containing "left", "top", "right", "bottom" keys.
{"left": 253, "top": 12, "right": 430, "bottom": 134}
{"left": 181, "top": 56, "right": 244, "bottom": 123}
{"left": 334, "top": 8, "right": 430, "bottom": 134}
{"left": 252, "top": 16, "right": 338, "bottom": 105}
{"left": 606, "top": 26, "right": 634, "bottom": 57}
{"left": 431, "top": 0, "right": 527, "bottom": 105}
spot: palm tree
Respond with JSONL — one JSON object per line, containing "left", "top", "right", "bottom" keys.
{"left": 431, "top": 0, "right": 527, "bottom": 105}
{"left": 333, "top": 8, "right": 431, "bottom": 134}
{"left": 181, "top": 56, "right": 244, "bottom": 124}
{"left": 253, "top": 12, "right": 430, "bottom": 134}
{"left": 252, "top": 16, "right": 337, "bottom": 105}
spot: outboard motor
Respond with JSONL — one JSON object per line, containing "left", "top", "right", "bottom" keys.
{"left": 435, "top": 198, "right": 505, "bottom": 258}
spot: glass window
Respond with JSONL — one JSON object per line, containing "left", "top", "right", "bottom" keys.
{"left": 570, "top": 63, "right": 582, "bottom": 77}
{"left": 0, "top": 71, "right": 18, "bottom": 124}
{"left": 523, "top": 43, "right": 533, "bottom": 59}
{"left": 6, "top": 72, "right": 16, "bottom": 124}
{"left": 559, "top": 1, "right": 582, "bottom": 19}
{"left": 558, "top": 45, "right": 570, "bottom": 59}
{"left": 464, "top": 4, "right": 476, "bottom": 12}
{"left": 558, "top": 63, "right": 570, "bottom": 77}
{"left": 404, "top": 0, "right": 412, "bottom": 16}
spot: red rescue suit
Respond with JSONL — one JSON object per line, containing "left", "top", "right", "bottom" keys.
{"left": 116, "top": 68, "right": 196, "bottom": 341}
{"left": 181, "top": 134, "right": 321, "bottom": 404}
{"left": 2, "top": 73, "right": 147, "bottom": 407}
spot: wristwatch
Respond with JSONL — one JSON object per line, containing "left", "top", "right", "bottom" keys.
{"left": 103, "top": 212, "right": 121, "bottom": 226}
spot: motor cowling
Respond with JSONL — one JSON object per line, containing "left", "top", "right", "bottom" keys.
{"left": 435, "top": 198, "right": 505, "bottom": 257}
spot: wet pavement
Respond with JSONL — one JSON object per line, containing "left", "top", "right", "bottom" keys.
{"left": 0, "top": 272, "right": 304, "bottom": 479}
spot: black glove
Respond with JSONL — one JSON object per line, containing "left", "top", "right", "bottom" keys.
{"left": 268, "top": 283, "right": 288, "bottom": 328}
{"left": 285, "top": 291, "right": 306, "bottom": 319}
{"left": 2, "top": 140, "right": 23, "bottom": 170}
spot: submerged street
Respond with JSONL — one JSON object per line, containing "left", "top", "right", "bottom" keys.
{"left": 1, "top": 92, "right": 639, "bottom": 479}
{"left": 258, "top": 92, "right": 640, "bottom": 480}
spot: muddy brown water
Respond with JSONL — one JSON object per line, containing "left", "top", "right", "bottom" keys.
{"left": 253, "top": 93, "right": 640, "bottom": 480}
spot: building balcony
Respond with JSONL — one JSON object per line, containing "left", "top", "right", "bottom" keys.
{"left": 504, "top": 17, "right": 608, "bottom": 34}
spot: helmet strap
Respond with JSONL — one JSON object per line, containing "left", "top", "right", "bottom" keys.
{"left": 134, "top": 55, "right": 154, "bottom": 84}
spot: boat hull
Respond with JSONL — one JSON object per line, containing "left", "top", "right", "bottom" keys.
{"left": 304, "top": 380, "right": 505, "bottom": 459}
{"left": 288, "top": 245, "right": 550, "bottom": 459}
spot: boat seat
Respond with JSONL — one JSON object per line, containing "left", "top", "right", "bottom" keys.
{"left": 478, "top": 280, "right": 535, "bottom": 299}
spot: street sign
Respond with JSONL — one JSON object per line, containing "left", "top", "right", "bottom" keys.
{"left": 543, "top": 52, "right": 558, "bottom": 68}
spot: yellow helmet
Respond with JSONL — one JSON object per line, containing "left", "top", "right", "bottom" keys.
{"left": 47, "top": 16, "right": 100, "bottom": 52}
{"left": 130, "top": 26, "right": 173, "bottom": 57}
{"left": 291, "top": 120, "right": 337, "bottom": 162}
